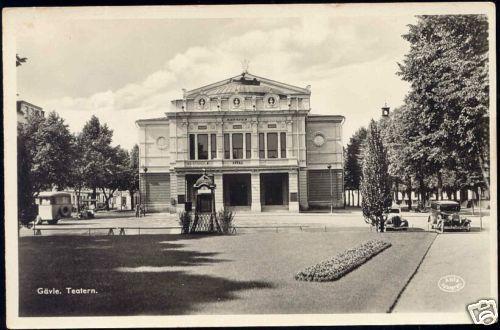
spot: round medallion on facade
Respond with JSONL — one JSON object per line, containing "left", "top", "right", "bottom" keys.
{"left": 264, "top": 93, "right": 280, "bottom": 109}
{"left": 194, "top": 95, "right": 210, "bottom": 110}
{"left": 156, "top": 136, "right": 168, "bottom": 150}
{"left": 229, "top": 95, "right": 244, "bottom": 110}
{"left": 312, "top": 132, "right": 326, "bottom": 147}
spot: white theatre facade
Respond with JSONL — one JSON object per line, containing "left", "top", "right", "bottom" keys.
{"left": 136, "top": 72, "right": 345, "bottom": 213}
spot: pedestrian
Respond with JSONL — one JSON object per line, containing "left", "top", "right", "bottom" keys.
{"left": 135, "top": 204, "right": 140, "bottom": 218}
{"left": 141, "top": 204, "right": 146, "bottom": 217}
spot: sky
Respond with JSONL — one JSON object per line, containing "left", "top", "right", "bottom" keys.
{"left": 16, "top": 9, "right": 416, "bottom": 150}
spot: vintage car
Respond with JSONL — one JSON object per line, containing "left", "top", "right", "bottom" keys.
{"left": 35, "top": 191, "right": 72, "bottom": 224}
{"left": 384, "top": 205, "right": 409, "bottom": 231}
{"left": 428, "top": 201, "right": 471, "bottom": 232}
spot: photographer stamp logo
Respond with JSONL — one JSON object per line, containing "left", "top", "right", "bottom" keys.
{"left": 438, "top": 275, "right": 465, "bottom": 292}
{"left": 467, "top": 299, "right": 498, "bottom": 325}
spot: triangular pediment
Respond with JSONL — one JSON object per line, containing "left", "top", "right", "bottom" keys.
{"left": 185, "top": 72, "right": 311, "bottom": 98}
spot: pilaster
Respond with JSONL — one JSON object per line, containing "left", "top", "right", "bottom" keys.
{"left": 288, "top": 171, "right": 299, "bottom": 212}
{"left": 251, "top": 171, "right": 261, "bottom": 212}
{"left": 176, "top": 173, "right": 186, "bottom": 213}
{"left": 214, "top": 173, "right": 224, "bottom": 211}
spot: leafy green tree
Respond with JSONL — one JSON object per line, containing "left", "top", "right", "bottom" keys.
{"left": 398, "top": 15, "right": 489, "bottom": 204}
{"left": 69, "top": 134, "right": 87, "bottom": 212}
{"left": 344, "top": 127, "right": 367, "bottom": 206}
{"left": 360, "top": 120, "right": 392, "bottom": 232}
{"left": 17, "top": 111, "right": 75, "bottom": 223}
{"left": 78, "top": 115, "right": 115, "bottom": 206}
{"left": 32, "top": 112, "right": 75, "bottom": 190}
{"left": 99, "top": 146, "right": 131, "bottom": 210}
{"left": 127, "top": 144, "right": 140, "bottom": 210}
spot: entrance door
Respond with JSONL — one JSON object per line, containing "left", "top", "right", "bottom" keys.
{"left": 261, "top": 173, "right": 289, "bottom": 206}
{"left": 223, "top": 174, "right": 251, "bottom": 206}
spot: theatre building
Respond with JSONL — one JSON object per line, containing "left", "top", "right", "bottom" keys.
{"left": 136, "top": 71, "right": 345, "bottom": 212}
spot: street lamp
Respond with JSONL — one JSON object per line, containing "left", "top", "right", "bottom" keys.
{"left": 327, "top": 164, "right": 333, "bottom": 214}
{"left": 142, "top": 166, "right": 148, "bottom": 214}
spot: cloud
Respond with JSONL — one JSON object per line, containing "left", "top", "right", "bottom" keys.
{"left": 39, "top": 15, "right": 412, "bottom": 149}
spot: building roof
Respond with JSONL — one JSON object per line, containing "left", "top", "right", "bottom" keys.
{"left": 306, "top": 114, "right": 345, "bottom": 123}
{"left": 184, "top": 72, "right": 311, "bottom": 98}
{"left": 135, "top": 117, "right": 169, "bottom": 125}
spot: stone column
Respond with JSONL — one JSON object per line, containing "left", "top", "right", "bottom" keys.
{"left": 170, "top": 171, "right": 178, "bottom": 213}
{"left": 298, "top": 169, "right": 309, "bottom": 210}
{"left": 251, "top": 171, "right": 261, "bottom": 212}
{"left": 176, "top": 173, "right": 186, "bottom": 213}
{"left": 286, "top": 118, "right": 293, "bottom": 160}
{"left": 288, "top": 171, "right": 299, "bottom": 212}
{"left": 251, "top": 119, "right": 259, "bottom": 159}
{"left": 216, "top": 120, "right": 223, "bottom": 159}
{"left": 214, "top": 173, "right": 224, "bottom": 211}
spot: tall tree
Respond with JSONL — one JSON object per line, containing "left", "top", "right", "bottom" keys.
{"left": 17, "top": 111, "right": 74, "bottom": 223}
{"left": 78, "top": 115, "right": 115, "bottom": 206}
{"left": 344, "top": 127, "right": 367, "bottom": 207}
{"left": 99, "top": 146, "right": 131, "bottom": 210}
{"left": 360, "top": 120, "right": 392, "bottom": 232}
{"left": 127, "top": 144, "right": 140, "bottom": 210}
{"left": 31, "top": 112, "right": 75, "bottom": 190}
{"left": 398, "top": 15, "right": 489, "bottom": 204}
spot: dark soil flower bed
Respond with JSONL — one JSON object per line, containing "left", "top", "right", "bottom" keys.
{"left": 295, "top": 239, "right": 392, "bottom": 282}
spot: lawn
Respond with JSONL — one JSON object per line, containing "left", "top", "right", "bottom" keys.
{"left": 19, "top": 230, "right": 435, "bottom": 316}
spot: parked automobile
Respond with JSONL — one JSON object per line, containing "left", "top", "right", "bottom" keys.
{"left": 428, "top": 201, "right": 471, "bottom": 233}
{"left": 35, "top": 191, "right": 72, "bottom": 224}
{"left": 384, "top": 205, "right": 409, "bottom": 231}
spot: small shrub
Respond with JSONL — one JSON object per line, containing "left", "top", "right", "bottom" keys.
{"left": 217, "top": 209, "right": 235, "bottom": 234}
{"left": 178, "top": 211, "right": 192, "bottom": 234}
{"left": 295, "top": 239, "right": 391, "bottom": 282}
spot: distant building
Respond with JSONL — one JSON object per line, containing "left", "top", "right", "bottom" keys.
{"left": 137, "top": 71, "right": 345, "bottom": 213}
{"left": 17, "top": 100, "right": 44, "bottom": 123}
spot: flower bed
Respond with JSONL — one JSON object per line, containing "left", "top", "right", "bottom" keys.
{"left": 295, "top": 239, "right": 392, "bottom": 282}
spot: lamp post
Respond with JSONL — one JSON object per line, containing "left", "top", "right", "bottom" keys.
{"left": 327, "top": 164, "right": 333, "bottom": 214}
{"left": 142, "top": 166, "right": 148, "bottom": 214}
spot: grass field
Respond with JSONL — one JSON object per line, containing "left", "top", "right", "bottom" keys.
{"left": 19, "top": 231, "right": 435, "bottom": 316}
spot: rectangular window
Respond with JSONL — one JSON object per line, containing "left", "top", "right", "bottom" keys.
{"left": 280, "top": 132, "right": 286, "bottom": 158}
{"left": 245, "top": 133, "right": 251, "bottom": 159}
{"left": 189, "top": 134, "right": 196, "bottom": 160}
{"left": 232, "top": 133, "right": 243, "bottom": 159}
{"left": 197, "top": 134, "right": 208, "bottom": 160}
{"left": 267, "top": 133, "right": 278, "bottom": 158}
{"left": 210, "top": 134, "right": 216, "bottom": 159}
{"left": 224, "top": 133, "right": 230, "bottom": 159}
{"left": 259, "top": 133, "right": 265, "bottom": 159}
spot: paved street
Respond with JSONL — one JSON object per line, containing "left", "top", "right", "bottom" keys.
{"left": 393, "top": 228, "right": 494, "bottom": 314}
{"left": 20, "top": 208, "right": 491, "bottom": 237}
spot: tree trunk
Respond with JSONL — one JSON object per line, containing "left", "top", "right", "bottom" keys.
{"left": 419, "top": 177, "right": 426, "bottom": 206}
{"left": 347, "top": 190, "right": 351, "bottom": 206}
{"left": 75, "top": 188, "right": 81, "bottom": 212}
{"left": 406, "top": 177, "right": 412, "bottom": 211}
{"left": 437, "top": 172, "right": 443, "bottom": 200}
{"left": 92, "top": 186, "right": 97, "bottom": 207}
{"left": 351, "top": 190, "right": 355, "bottom": 207}
{"left": 357, "top": 189, "right": 360, "bottom": 207}
{"left": 395, "top": 181, "right": 399, "bottom": 204}
{"left": 130, "top": 191, "right": 135, "bottom": 210}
